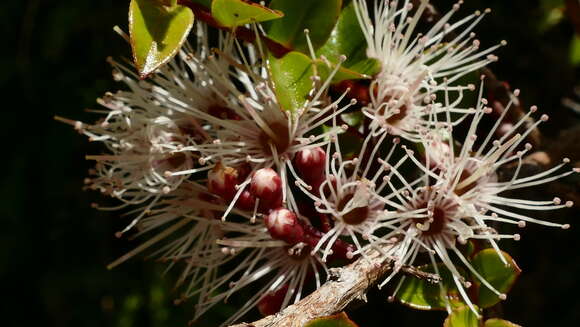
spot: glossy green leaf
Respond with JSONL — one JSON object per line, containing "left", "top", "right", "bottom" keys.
{"left": 211, "top": 0, "right": 283, "bottom": 28}
{"left": 396, "top": 264, "right": 465, "bottom": 311}
{"left": 313, "top": 60, "right": 368, "bottom": 82}
{"left": 472, "top": 249, "right": 521, "bottom": 308}
{"left": 266, "top": 0, "right": 342, "bottom": 52}
{"left": 484, "top": 318, "right": 522, "bottom": 327}
{"left": 316, "top": 1, "right": 381, "bottom": 76}
{"left": 443, "top": 306, "right": 480, "bottom": 327}
{"left": 305, "top": 312, "right": 359, "bottom": 327}
{"left": 129, "top": 0, "right": 194, "bottom": 78}
{"left": 268, "top": 51, "right": 315, "bottom": 111}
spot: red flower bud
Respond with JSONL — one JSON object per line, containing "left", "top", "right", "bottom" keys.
{"left": 235, "top": 190, "right": 256, "bottom": 211}
{"left": 250, "top": 168, "right": 282, "bottom": 208}
{"left": 265, "top": 208, "right": 304, "bottom": 244}
{"left": 208, "top": 162, "right": 238, "bottom": 201}
{"left": 294, "top": 147, "right": 326, "bottom": 186}
{"left": 257, "top": 284, "right": 289, "bottom": 316}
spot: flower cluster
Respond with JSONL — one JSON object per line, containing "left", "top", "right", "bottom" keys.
{"left": 60, "top": 0, "right": 577, "bottom": 324}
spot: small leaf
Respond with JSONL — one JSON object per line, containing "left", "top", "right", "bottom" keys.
{"left": 396, "top": 264, "right": 466, "bottom": 311}
{"left": 211, "top": 0, "right": 283, "bottom": 28}
{"left": 268, "top": 51, "right": 315, "bottom": 111}
{"left": 305, "top": 312, "right": 359, "bottom": 327}
{"left": 129, "top": 0, "right": 194, "bottom": 78}
{"left": 570, "top": 35, "right": 580, "bottom": 66}
{"left": 313, "top": 60, "right": 368, "bottom": 83}
{"left": 443, "top": 306, "right": 480, "bottom": 327}
{"left": 484, "top": 318, "right": 522, "bottom": 327}
{"left": 266, "top": 0, "right": 342, "bottom": 53}
{"left": 316, "top": 1, "right": 381, "bottom": 76}
{"left": 471, "top": 249, "right": 521, "bottom": 308}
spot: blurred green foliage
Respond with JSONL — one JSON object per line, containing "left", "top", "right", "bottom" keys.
{"left": 2, "top": 1, "right": 579, "bottom": 327}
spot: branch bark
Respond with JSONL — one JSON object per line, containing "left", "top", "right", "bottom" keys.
{"left": 228, "top": 248, "right": 394, "bottom": 327}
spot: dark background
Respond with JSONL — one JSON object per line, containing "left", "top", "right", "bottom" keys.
{"left": 2, "top": 0, "right": 580, "bottom": 326}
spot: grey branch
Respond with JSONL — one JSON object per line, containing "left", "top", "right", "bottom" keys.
{"left": 228, "top": 248, "right": 394, "bottom": 327}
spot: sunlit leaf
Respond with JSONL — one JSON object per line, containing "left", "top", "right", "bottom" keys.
{"left": 443, "top": 306, "right": 480, "bottom": 327}
{"left": 129, "top": 0, "right": 194, "bottom": 78}
{"left": 266, "top": 0, "right": 342, "bottom": 53}
{"left": 484, "top": 318, "right": 522, "bottom": 327}
{"left": 316, "top": 1, "right": 381, "bottom": 76}
{"left": 211, "top": 0, "right": 283, "bottom": 27}
{"left": 471, "top": 249, "right": 521, "bottom": 308}
{"left": 268, "top": 51, "right": 314, "bottom": 111}
{"left": 305, "top": 312, "right": 359, "bottom": 327}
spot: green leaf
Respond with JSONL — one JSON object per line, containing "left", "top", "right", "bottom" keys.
{"left": 211, "top": 0, "right": 283, "bottom": 28}
{"left": 484, "top": 318, "right": 522, "bottom": 327}
{"left": 305, "top": 312, "right": 359, "bottom": 327}
{"left": 266, "top": 0, "right": 342, "bottom": 53}
{"left": 316, "top": 1, "right": 381, "bottom": 76}
{"left": 129, "top": 0, "right": 194, "bottom": 78}
{"left": 570, "top": 35, "right": 580, "bottom": 66}
{"left": 396, "top": 264, "right": 466, "bottom": 311}
{"left": 471, "top": 249, "right": 521, "bottom": 308}
{"left": 443, "top": 306, "right": 480, "bottom": 327}
{"left": 313, "top": 59, "right": 368, "bottom": 83}
{"left": 268, "top": 51, "right": 315, "bottom": 111}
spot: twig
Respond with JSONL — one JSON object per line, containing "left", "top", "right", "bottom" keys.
{"left": 228, "top": 247, "right": 394, "bottom": 327}
{"left": 400, "top": 265, "right": 441, "bottom": 284}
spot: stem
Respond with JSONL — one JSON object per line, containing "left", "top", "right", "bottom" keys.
{"left": 228, "top": 246, "right": 394, "bottom": 327}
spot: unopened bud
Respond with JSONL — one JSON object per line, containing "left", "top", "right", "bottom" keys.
{"left": 251, "top": 168, "right": 283, "bottom": 208}
{"left": 265, "top": 208, "right": 304, "bottom": 244}
{"left": 235, "top": 190, "right": 256, "bottom": 211}
{"left": 208, "top": 162, "right": 238, "bottom": 201}
{"left": 294, "top": 147, "right": 326, "bottom": 185}
{"left": 257, "top": 284, "right": 289, "bottom": 316}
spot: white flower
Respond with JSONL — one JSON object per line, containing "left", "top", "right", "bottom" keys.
{"left": 172, "top": 43, "right": 357, "bottom": 219}
{"left": 200, "top": 219, "right": 326, "bottom": 325}
{"left": 354, "top": 0, "right": 505, "bottom": 141}
{"left": 293, "top": 131, "right": 416, "bottom": 262}
{"left": 378, "top": 79, "right": 578, "bottom": 315}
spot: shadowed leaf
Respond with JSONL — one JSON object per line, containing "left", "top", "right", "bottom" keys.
{"left": 266, "top": 0, "right": 342, "bottom": 52}
{"left": 316, "top": 1, "right": 381, "bottom": 76}
{"left": 472, "top": 249, "right": 521, "bottom": 308}
{"left": 396, "top": 264, "right": 466, "bottom": 311}
{"left": 305, "top": 312, "right": 359, "bottom": 327}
